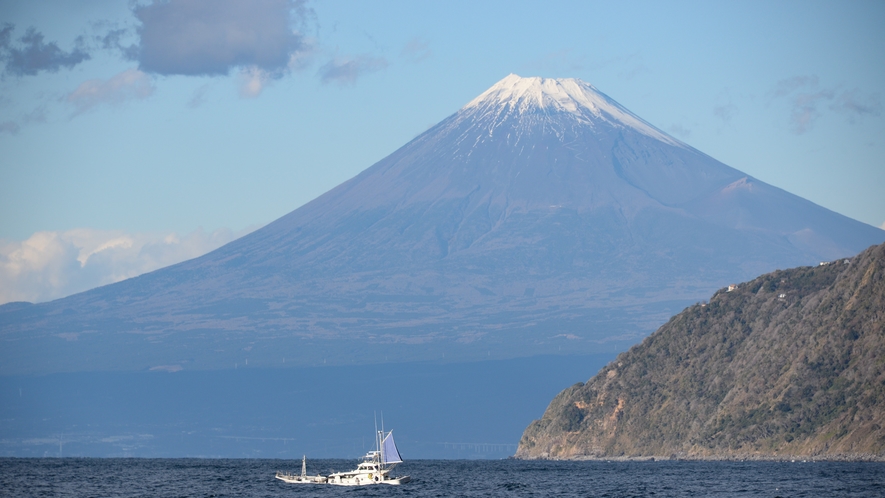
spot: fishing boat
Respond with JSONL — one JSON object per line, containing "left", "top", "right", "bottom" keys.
{"left": 326, "top": 429, "right": 410, "bottom": 486}
{"left": 275, "top": 455, "right": 328, "bottom": 484}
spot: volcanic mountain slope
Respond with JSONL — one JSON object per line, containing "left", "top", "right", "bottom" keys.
{"left": 516, "top": 242, "right": 885, "bottom": 461}
{"left": 1, "top": 75, "right": 883, "bottom": 374}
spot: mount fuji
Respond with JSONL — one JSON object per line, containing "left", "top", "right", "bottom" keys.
{"left": 2, "top": 74, "right": 883, "bottom": 375}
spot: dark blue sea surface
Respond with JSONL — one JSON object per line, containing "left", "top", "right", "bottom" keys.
{"left": 0, "top": 355, "right": 613, "bottom": 459}
{"left": 2, "top": 458, "right": 884, "bottom": 497}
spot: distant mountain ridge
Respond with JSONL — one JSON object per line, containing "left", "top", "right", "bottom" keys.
{"left": 517, "top": 242, "right": 885, "bottom": 461}
{"left": 1, "top": 75, "right": 882, "bottom": 375}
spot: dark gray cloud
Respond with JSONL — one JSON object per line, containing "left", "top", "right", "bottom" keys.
{"left": 831, "top": 89, "right": 882, "bottom": 120}
{"left": 132, "top": 0, "right": 310, "bottom": 76}
{"left": 773, "top": 76, "right": 881, "bottom": 134}
{"left": 401, "top": 37, "right": 431, "bottom": 64}
{"left": 667, "top": 123, "right": 691, "bottom": 138}
{"left": 0, "top": 106, "right": 47, "bottom": 135}
{"left": 0, "top": 120, "right": 19, "bottom": 134}
{"left": 773, "top": 75, "right": 819, "bottom": 98}
{"left": 97, "top": 27, "right": 126, "bottom": 50}
{"left": 96, "top": 26, "right": 140, "bottom": 60}
{"left": 0, "top": 24, "right": 90, "bottom": 76}
{"left": 187, "top": 83, "right": 211, "bottom": 108}
{"left": 713, "top": 103, "right": 737, "bottom": 122}
{"left": 318, "top": 55, "right": 388, "bottom": 85}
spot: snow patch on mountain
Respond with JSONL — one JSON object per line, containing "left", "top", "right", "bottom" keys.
{"left": 721, "top": 177, "right": 756, "bottom": 193}
{"left": 463, "top": 74, "right": 683, "bottom": 147}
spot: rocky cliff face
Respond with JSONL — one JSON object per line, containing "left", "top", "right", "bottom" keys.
{"left": 517, "top": 243, "right": 885, "bottom": 460}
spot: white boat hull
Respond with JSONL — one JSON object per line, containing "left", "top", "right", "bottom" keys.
{"left": 274, "top": 472, "right": 327, "bottom": 484}
{"left": 326, "top": 474, "right": 410, "bottom": 486}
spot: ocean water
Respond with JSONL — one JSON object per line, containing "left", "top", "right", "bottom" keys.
{"left": 2, "top": 458, "right": 883, "bottom": 497}
{"left": 0, "top": 355, "right": 614, "bottom": 460}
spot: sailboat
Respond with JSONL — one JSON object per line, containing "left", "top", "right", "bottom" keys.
{"left": 275, "top": 455, "right": 328, "bottom": 484}
{"left": 326, "top": 429, "right": 411, "bottom": 486}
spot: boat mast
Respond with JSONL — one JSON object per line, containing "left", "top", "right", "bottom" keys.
{"left": 374, "top": 412, "right": 380, "bottom": 461}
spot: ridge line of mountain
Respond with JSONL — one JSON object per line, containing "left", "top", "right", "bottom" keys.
{"left": 1, "top": 74, "right": 882, "bottom": 376}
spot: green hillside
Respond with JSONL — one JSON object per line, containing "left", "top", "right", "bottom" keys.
{"left": 517, "top": 243, "right": 885, "bottom": 460}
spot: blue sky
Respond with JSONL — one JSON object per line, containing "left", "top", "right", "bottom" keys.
{"left": 1, "top": 0, "right": 883, "bottom": 303}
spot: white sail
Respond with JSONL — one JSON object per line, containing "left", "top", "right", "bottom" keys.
{"left": 381, "top": 431, "right": 403, "bottom": 464}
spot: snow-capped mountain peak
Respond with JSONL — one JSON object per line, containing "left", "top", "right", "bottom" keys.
{"left": 463, "top": 74, "right": 681, "bottom": 146}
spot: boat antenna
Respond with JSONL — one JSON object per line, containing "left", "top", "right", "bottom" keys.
{"left": 374, "top": 411, "right": 380, "bottom": 456}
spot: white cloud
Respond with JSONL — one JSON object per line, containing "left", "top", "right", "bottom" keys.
{"left": 66, "top": 68, "right": 155, "bottom": 114}
{"left": 789, "top": 89, "right": 834, "bottom": 134}
{"left": 238, "top": 66, "right": 271, "bottom": 98}
{"left": 0, "top": 226, "right": 256, "bottom": 305}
